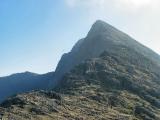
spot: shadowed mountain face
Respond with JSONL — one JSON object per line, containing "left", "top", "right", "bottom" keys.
{"left": 53, "top": 20, "right": 160, "bottom": 86}
{"left": 0, "top": 72, "right": 54, "bottom": 102}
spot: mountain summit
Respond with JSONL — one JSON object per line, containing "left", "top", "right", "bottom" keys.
{"left": 53, "top": 20, "right": 160, "bottom": 86}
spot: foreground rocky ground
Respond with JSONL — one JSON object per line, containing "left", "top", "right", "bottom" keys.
{"left": 0, "top": 88, "right": 160, "bottom": 120}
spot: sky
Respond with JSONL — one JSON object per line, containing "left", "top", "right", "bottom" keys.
{"left": 0, "top": 0, "right": 160, "bottom": 76}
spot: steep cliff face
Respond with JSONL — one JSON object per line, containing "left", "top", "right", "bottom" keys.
{"left": 53, "top": 20, "right": 160, "bottom": 86}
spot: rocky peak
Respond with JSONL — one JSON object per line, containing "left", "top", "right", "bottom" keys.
{"left": 52, "top": 20, "right": 160, "bottom": 87}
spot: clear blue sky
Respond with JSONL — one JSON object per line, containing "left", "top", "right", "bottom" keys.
{"left": 1, "top": 0, "right": 160, "bottom": 76}
{"left": 0, "top": 0, "right": 90, "bottom": 76}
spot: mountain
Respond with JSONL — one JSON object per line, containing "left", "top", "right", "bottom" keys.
{"left": 53, "top": 20, "right": 160, "bottom": 86}
{"left": 1, "top": 51, "right": 160, "bottom": 119}
{"left": 55, "top": 50, "right": 160, "bottom": 119}
{"left": 0, "top": 20, "right": 160, "bottom": 120}
{"left": 0, "top": 72, "right": 54, "bottom": 102}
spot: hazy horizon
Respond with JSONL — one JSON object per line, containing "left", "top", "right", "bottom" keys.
{"left": 1, "top": 0, "right": 160, "bottom": 76}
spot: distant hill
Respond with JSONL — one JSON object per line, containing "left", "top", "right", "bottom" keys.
{"left": 0, "top": 72, "right": 54, "bottom": 102}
